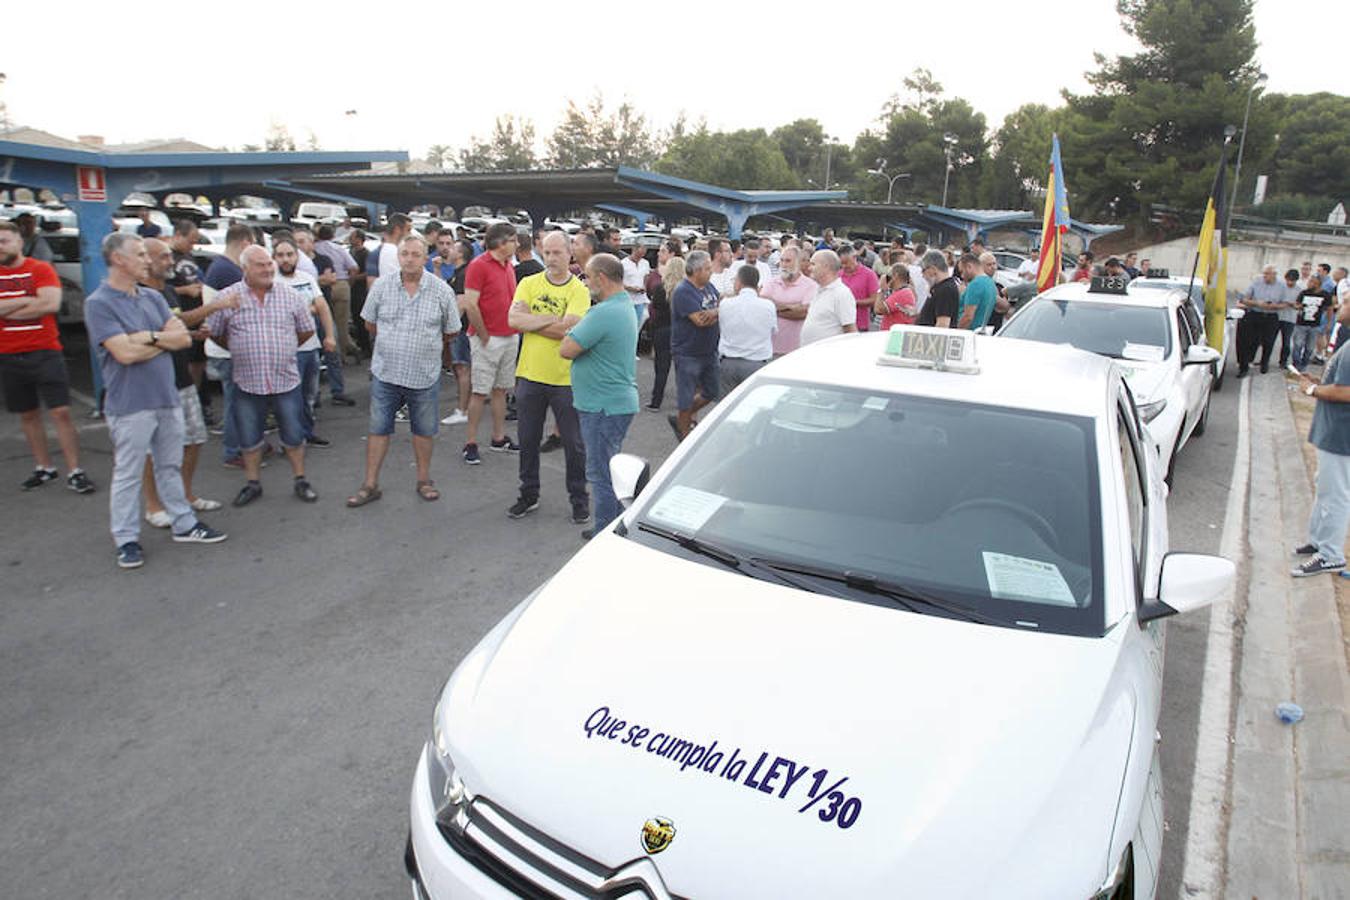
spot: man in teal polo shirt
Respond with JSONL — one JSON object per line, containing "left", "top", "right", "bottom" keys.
{"left": 560, "top": 253, "right": 639, "bottom": 537}
{"left": 957, "top": 253, "right": 997, "bottom": 330}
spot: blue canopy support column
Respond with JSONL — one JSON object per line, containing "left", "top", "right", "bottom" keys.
{"left": 594, "top": 203, "right": 657, "bottom": 231}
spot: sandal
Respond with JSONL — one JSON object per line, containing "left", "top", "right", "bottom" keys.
{"left": 346, "top": 484, "right": 382, "bottom": 508}
{"left": 417, "top": 480, "right": 440, "bottom": 502}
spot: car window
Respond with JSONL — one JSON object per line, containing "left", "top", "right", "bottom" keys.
{"left": 1180, "top": 300, "right": 1203, "bottom": 342}
{"left": 1118, "top": 404, "right": 1147, "bottom": 598}
{"left": 630, "top": 381, "right": 1105, "bottom": 636}
{"left": 999, "top": 299, "right": 1172, "bottom": 359}
{"left": 1175, "top": 308, "right": 1194, "bottom": 352}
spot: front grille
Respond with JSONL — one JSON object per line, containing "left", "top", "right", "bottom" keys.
{"left": 436, "top": 796, "right": 683, "bottom": 900}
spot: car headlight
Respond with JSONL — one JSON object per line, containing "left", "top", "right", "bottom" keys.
{"left": 426, "top": 701, "right": 469, "bottom": 829}
{"left": 1137, "top": 398, "right": 1166, "bottom": 423}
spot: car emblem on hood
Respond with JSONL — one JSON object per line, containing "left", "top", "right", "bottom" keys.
{"left": 641, "top": 816, "right": 676, "bottom": 854}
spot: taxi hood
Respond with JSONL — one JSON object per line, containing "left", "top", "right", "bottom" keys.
{"left": 438, "top": 535, "right": 1134, "bottom": 899}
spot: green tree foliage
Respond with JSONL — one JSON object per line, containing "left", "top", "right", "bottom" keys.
{"left": 771, "top": 119, "right": 826, "bottom": 187}
{"left": 856, "top": 71, "right": 987, "bottom": 206}
{"left": 457, "top": 115, "right": 537, "bottom": 171}
{"left": 425, "top": 144, "right": 451, "bottom": 169}
{"left": 983, "top": 104, "right": 1062, "bottom": 209}
{"left": 654, "top": 126, "right": 797, "bottom": 189}
{"left": 1065, "top": 0, "right": 1265, "bottom": 218}
{"left": 1263, "top": 93, "right": 1350, "bottom": 204}
{"left": 546, "top": 94, "right": 662, "bottom": 169}
{"left": 264, "top": 123, "right": 296, "bottom": 152}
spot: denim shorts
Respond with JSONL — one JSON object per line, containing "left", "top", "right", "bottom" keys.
{"left": 449, "top": 331, "right": 471, "bottom": 366}
{"left": 369, "top": 376, "right": 440, "bottom": 437}
{"left": 233, "top": 385, "right": 305, "bottom": 450}
{"left": 674, "top": 353, "right": 720, "bottom": 410}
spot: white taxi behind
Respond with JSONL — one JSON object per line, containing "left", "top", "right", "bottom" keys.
{"left": 997, "top": 276, "right": 1222, "bottom": 485}
{"left": 406, "top": 327, "right": 1233, "bottom": 900}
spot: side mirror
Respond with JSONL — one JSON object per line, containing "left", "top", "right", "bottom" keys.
{"left": 610, "top": 453, "right": 650, "bottom": 507}
{"left": 1139, "top": 552, "right": 1234, "bottom": 623}
{"left": 1183, "top": 345, "right": 1222, "bottom": 366}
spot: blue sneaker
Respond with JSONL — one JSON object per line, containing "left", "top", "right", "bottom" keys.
{"left": 117, "top": 542, "right": 144, "bottom": 569}
{"left": 172, "top": 522, "right": 228, "bottom": 544}
{"left": 462, "top": 443, "right": 481, "bottom": 465}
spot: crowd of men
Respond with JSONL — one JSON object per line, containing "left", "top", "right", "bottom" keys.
{"left": 6, "top": 204, "right": 1350, "bottom": 573}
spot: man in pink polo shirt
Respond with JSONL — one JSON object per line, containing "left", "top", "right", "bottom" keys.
{"left": 760, "top": 245, "right": 816, "bottom": 355}
{"left": 461, "top": 222, "right": 520, "bottom": 464}
{"left": 838, "top": 243, "right": 880, "bottom": 332}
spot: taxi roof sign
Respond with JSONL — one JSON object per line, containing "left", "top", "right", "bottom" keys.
{"left": 879, "top": 325, "right": 980, "bottom": 374}
{"left": 1088, "top": 275, "right": 1130, "bottom": 295}
{"left": 1145, "top": 268, "right": 1170, "bottom": 278}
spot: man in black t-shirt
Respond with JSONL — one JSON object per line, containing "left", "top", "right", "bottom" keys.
{"left": 916, "top": 250, "right": 959, "bottom": 328}
{"left": 168, "top": 221, "right": 209, "bottom": 413}
{"left": 513, "top": 232, "right": 544, "bottom": 280}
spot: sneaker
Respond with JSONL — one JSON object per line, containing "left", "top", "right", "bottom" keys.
{"left": 233, "top": 482, "right": 263, "bottom": 507}
{"left": 440, "top": 409, "right": 468, "bottom": 426}
{"left": 462, "top": 443, "right": 481, "bottom": 465}
{"left": 145, "top": 509, "right": 172, "bottom": 529}
{"left": 21, "top": 466, "right": 58, "bottom": 490}
{"left": 116, "top": 541, "right": 144, "bottom": 569}
{"left": 172, "top": 522, "right": 228, "bottom": 544}
{"left": 645, "top": 403, "right": 661, "bottom": 413}
{"left": 1292, "top": 543, "right": 1318, "bottom": 557}
{"left": 330, "top": 395, "right": 357, "bottom": 407}
{"left": 1312, "top": 355, "right": 1326, "bottom": 365}
{"left": 490, "top": 436, "right": 520, "bottom": 453}
{"left": 191, "top": 497, "right": 223, "bottom": 512}
{"left": 223, "top": 456, "right": 267, "bottom": 470}
{"left": 507, "top": 496, "right": 540, "bottom": 519}
{"left": 67, "top": 470, "right": 96, "bottom": 494}
{"left": 581, "top": 527, "right": 598, "bottom": 541}
{"left": 306, "top": 435, "right": 331, "bottom": 449}
{"left": 395, "top": 406, "right": 409, "bottom": 422}
{"left": 1292, "top": 555, "right": 1345, "bottom": 577}
{"left": 505, "top": 408, "right": 518, "bottom": 422}
{"left": 208, "top": 424, "right": 226, "bottom": 436}
{"left": 667, "top": 413, "right": 683, "bottom": 441}
{"left": 293, "top": 478, "right": 318, "bottom": 502}
{"left": 540, "top": 433, "right": 563, "bottom": 453}
{"left": 571, "top": 502, "right": 591, "bottom": 525}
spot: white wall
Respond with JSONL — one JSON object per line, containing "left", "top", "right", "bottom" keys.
{"left": 1129, "top": 236, "right": 1348, "bottom": 290}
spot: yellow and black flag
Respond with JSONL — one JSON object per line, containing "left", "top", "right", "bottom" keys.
{"left": 1193, "top": 142, "right": 1230, "bottom": 349}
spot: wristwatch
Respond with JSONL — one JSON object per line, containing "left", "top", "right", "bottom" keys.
{"left": 1305, "top": 383, "right": 1317, "bottom": 397}
{"left": 149, "top": 331, "right": 159, "bottom": 346}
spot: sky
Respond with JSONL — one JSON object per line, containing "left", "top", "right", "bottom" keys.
{"left": 2, "top": 0, "right": 1345, "bottom": 161}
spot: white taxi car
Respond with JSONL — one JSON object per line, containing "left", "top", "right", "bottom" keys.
{"left": 1127, "top": 270, "right": 1233, "bottom": 391}
{"left": 997, "top": 276, "right": 1222, "bottom": 486}
{"left": 406, "top": 327, "right": 1233, "bottom": 900}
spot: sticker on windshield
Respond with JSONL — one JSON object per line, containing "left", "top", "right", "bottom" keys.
{"left": 981, "top": 552, "right": 1077, "bottom": 607}
{"left": 862, "top": 396, "right": 888, "bottom": 411}
{"left": 648, "top": 486, "right": 727, "bottom": 532}
{"left": 1121, "top": 343, "right": 1165, "bottom": 362}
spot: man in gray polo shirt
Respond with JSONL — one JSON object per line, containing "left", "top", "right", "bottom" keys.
{"left": 84, "top": 234, "right": 226, "bottom": 569}
{"left": 1236, "top": 265, "right": 1286, "bottom": 376}
{"left": 1294, "top": 300, "right": 1350, "bottom": 576}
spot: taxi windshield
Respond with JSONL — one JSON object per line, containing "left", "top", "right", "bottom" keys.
{"left": 630, "top": 382, "right": 1105, "bottom": 637}
{"left": 1000, "top": 298, "right": 1172, "bottom": 359}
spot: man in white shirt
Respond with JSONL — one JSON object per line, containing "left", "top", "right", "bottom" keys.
{"left": 907, "top": 245, "right": 930, "bottom": 308}
{"left": 622, "top": 243, "right": 651, "bottom": 328}
{"left": 731, "top": 238, "right": 773, "bottom": 289}
{"left": 708, "top": 238, "right": 736, "bottom": 298}
{"left": 273, "top": 238, "right": 338, "bottom": 449}
{"left": 378, "top": 213, "right": 412, "bottom": 279}
{"left": 799, "top": 250, "right": 859, "bottom": 346}
{"left": 718, "top": 266, "right": 777, "bottom": 395}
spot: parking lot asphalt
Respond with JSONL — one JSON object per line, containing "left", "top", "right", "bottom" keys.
{"left": 0, "top": 333, "right": 1238, "bottom": 898}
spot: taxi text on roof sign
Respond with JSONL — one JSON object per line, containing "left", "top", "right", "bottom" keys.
{"left": 879, "top": 325, "right": 980, "bottom": 374}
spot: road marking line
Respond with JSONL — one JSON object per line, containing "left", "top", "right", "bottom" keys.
{"left": 1179, "top": 375, "right": 1249, "bottom": 898}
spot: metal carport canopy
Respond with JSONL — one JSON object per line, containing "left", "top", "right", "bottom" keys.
{"left": 288, "top": 165, "right": 847, "bottom": 238}
{"left": 0, "top": 140, "right": 407, "bottom": 399}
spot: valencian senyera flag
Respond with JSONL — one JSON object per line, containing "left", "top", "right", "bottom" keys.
{"left": 1035, "top": 134, "right": 1071, "bottom": 294}
{"left": 1193, "top": 141, "right": 1230, "bottom": 350}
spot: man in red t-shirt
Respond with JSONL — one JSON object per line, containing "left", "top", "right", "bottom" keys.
{"left": 459, "top": 222, "right": 520, "bottom": 464}
{"left": 0, "top": 221, "right": 94, "bottom": 492}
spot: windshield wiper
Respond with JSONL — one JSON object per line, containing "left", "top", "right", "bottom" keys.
{"left": 747, "top": 557, "right": 1016, "bottom": 627}
{"left": 634, "top": 522, "right": 817, "bottom": 592}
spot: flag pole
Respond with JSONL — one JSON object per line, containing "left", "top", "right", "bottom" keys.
{"left": 1189, "top": 129, "right": 1234, "bottom": 288}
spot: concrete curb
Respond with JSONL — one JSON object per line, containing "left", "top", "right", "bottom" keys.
{"left": 1225, "top": 374, "right": 1350, "bottom": 899}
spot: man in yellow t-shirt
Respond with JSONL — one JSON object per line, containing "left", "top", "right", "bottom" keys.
{"left": 506, "top": 231, "right": 592, "bottom": 522}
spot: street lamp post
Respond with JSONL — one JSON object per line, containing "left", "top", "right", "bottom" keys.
{"left": 940, "top": 132, "right": 958, "bottom": 207}
{"left": 867, "top": 158, "right": 912, "bottom": 204}
{"left": 1226, "top": 73, "right": 1267, "bottom": 233}
{"left": 823, "top": 135, "right": 838, "bottom": 191}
